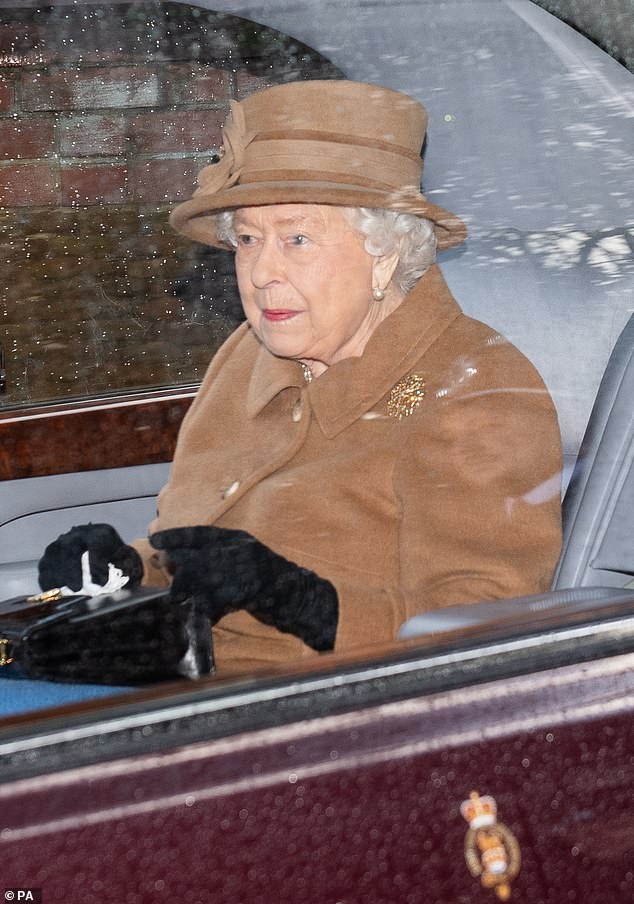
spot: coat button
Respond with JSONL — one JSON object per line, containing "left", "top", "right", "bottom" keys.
{"left": 291, "top": 399, "right": 303, "bottom": 422}
{"left": 222, "top": 480, "right": 240, "bottom": 499}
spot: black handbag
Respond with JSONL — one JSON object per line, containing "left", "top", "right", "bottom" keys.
{"left": 0, "top": 586, "right": 214, "bottom": 685}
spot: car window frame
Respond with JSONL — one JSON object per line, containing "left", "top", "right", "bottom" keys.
{"left": 1, "top": 596, "right": 634, "bottom": 782}
{"left": 0, "top": 386, "right": 196, "bottom": 480}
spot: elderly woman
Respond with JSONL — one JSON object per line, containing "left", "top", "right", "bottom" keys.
{"left": 39, "top": 80, "right": 562, "bottom": 676}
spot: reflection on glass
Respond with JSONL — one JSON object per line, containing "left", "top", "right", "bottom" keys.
{"left": 0, "top": 1, "right": 342, "bottom": 407}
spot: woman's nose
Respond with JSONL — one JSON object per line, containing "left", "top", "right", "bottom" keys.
{"left": 250, "top": 239, "right": 285, "bottom": 288}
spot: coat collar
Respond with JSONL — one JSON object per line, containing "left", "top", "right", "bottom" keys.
{"left": 245, "top": 264, "right": 463, "bottom": 436}
{"left": 245, "top": 334, "right": 304, "bottom": 417}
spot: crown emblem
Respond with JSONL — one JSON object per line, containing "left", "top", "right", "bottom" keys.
{"left": 460, "top": 792, "right": 521, "bottom": 902}
{"left": 461, "top": 791, "right": 498, "bottom": 828}
{"left": 387, "top": 373, "right": 425, "bottom": 419}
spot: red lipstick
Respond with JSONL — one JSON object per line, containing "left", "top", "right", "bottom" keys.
{"left": 262, "top": 310, "right": 298, "bottom": 322}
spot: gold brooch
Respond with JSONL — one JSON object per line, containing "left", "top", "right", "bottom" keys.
{"left": 387, "top": 374, "right": 426, "bottom": 419}
{"left": 461, "top": 791, "right": 521, "bottom": 901}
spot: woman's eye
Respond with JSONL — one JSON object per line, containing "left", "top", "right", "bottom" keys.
{"left": 236, "top": 234, "right": 253, "bottom": 246}
{"left": 290, "top": 234, "right": 307, "bottom": 245}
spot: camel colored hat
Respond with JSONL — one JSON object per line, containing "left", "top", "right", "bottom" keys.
{"left": 170, "top": 80, "right": 467, "bottom": 251}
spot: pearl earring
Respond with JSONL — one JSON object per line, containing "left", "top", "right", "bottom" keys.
{"left": 372, "top": 286, "right": 385, "bottom": 302}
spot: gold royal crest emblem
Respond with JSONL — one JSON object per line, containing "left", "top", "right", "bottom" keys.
{"left": 460, "top": 791, "right": 521, "bottom": 901}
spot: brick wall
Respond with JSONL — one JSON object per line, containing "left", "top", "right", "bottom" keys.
{"left": 0, "top": 1, "right": 342, "bottom": 406}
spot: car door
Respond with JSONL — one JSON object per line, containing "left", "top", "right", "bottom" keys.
{"left": 1, "top": 604, "right": 633, "bottom": 903}
{"left": 0, "top": 1, "right": 633, "bottom": 902}
{"left": 0, "top": 391, "right": 191, "bottom": 596}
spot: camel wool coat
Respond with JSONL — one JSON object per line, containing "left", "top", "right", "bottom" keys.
{"left": 138, "top": 265, "right": 563, "bottom": 676}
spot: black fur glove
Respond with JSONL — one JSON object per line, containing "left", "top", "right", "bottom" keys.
{"left": 38, "top": 523, "right": 144, "bottom": 593}
{"left": 150, "top": 526, "right": 339, "bottom": 652}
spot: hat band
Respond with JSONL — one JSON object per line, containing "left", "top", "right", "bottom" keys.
{"left": 255, "top": 129, "right": 422, "bottom": 162}
{"left": 240, "top": 138, "right": 421, "bottom": 193}
{"left": 239, "top": 169, "right": 412, "bottom": 193}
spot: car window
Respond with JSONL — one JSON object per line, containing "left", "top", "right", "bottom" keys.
{"left": 0, "top": 1, "right": 342, "bottom": 409}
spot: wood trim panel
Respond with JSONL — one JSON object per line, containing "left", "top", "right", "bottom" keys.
{"left": 0, "top": 388, "right": 197, "bottom": 481}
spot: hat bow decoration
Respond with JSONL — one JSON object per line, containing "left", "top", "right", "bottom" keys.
{"left": 196, "top": 100, "right": 250, "bottom": 198}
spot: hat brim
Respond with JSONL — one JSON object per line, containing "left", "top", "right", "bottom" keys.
{"left": 169, "top": 180, "right": 467, "bottom": 252}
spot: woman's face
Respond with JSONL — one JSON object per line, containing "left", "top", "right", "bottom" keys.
{"left": 233, "top": 204, "right": 397, "bottom": 370}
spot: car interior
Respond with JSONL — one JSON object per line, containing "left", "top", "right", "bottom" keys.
{"left": 1, "top": 0, "right": 633, "bottom": 708}
{"left": 1, "top": 6, "right": 632, "bottom": 902}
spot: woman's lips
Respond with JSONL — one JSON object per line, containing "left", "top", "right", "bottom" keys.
{"left": 262, "top": 309, "right": 299, "bottom": 322}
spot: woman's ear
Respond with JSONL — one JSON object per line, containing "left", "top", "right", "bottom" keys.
{"left": 371, "top": 246, "right": 401, "bottom": 294}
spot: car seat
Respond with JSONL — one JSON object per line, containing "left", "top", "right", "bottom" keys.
{"left": 553, "top": 313, "right": 634, "bottom": 589}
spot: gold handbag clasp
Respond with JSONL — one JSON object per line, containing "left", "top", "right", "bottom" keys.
{"left": 27, "top": 588, "right": 64, "bottom": 604}
{"left": 0, "top": 637, "right": 13, "bottom": 666}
